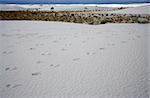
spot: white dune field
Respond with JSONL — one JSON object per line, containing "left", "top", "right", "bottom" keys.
{"left": 0, "top": 5, "right": 26, "bottom": 11}
{"left": 1, "top": 3, "right": 150, "bottom": 11}
{"left": 109, "top": 5, "right": 150, "bottom": 14}
{"left": 0, "top": 21, "right": 149, "bottom": 98}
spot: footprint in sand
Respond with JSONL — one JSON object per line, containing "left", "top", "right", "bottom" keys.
{"left": 2, "top": 51, "right": 14, "bottom": 55}
{"left": 5, "top": 67, "right": 10, "bottom": 71}
{"left": 54, "top": 64, "right": 61, "bottom": 67}
{"left": 50, "top": 64, "right": 54, "bottom": 66}
{"left": 121, "top": 41, "right": 127, "bottom": 43}
{"left": 1, "top": 34, "right": 12, "bottom": 37}
{"left": 72, "top": 58, "right": 80, "bottom": 61}
{"left": 65, "top": 43, "right": 72, "bottom": 47}
{"left": 128, "top": 33, "right": 131, "bottom": 35}
{"left": 52, "top": 40, "right": 59, "bottom": 43}
{"left": 12, "top": 84, "right": 22, "bottom": 88}
{"left": 41, "top": 53, "right": 45, "bottom": 56}
{"left": 36, "top": 43, "right": 44, "bottom": 47}
{"left": 36, "top": 61, "right": 43, "bottom": 64}
{"left": 41, "top": 52, "right": 51, "bottom": 56}
{"left": 82, "top": 41, "right": 86, "bottom": 43}
{"left": 40, "top": 43, "right": 44, "bottom": 46}
{"left": 86, "top": 52, "right": 95, "bottom": 55}
{"left": 2, "top": 51, "right": 7, "bottom": 54}
{"left": 86, "top": 52, "right": 90, "bottom": 55}
{"left": 8, "top": 51, "right": 14, "bottom": 54}
{"left": 107, "top": 43, "right": 115, "bottom": 46}
{"left": 136, "top": 35, "right": 141, "bottom": 38}
{"left": 10, "top": 67, "right": 18, "bottom": 71}
{"left": 6, "top": 84, "right": 11, "bottom": 88}
{"left": 6, "top": 84, "right": 22, "bottom": 88}
{"left": 50, "top": 64, "right": 61, "bottom": 68}
{"left": 35, "top": 44, "right": 39, "bottom": 47}
{"left": 61, "top": 48, "right": 67, "bottom": 51}
{"left": 32, "top": 72, "right": 41, "bottom": 76}
{"left": 29, "top": 48, "right": 36, "bottom": 50}
{"left": 69, "top": 43, "right": 72, "bottom": 46}
{"left": 5, "top": 66, "right": 17, "bottom": 71}
{"left": 111, "top": 43, "right": 115, "bottom": 46}
{"left": 92, "top": 52, "right": 96, "bottom": 55}
{"left": 99, "top": 48, "right": 105, "bottom": 50}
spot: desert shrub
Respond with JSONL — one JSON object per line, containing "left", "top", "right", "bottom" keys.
{"left": 100, "top": 19, "right": 108, "bottom": 24}
{"left": 51, "top": 7, "right": 54, "bottom": 10}
{"left": 76, "top": 16, "right": 84, "bottom": 23}
{"left": 86, "top": 17, "right": 100, "bottom": 25}
{"left": 86, "top": 16, "right": 93, "bottom": 24}
{"left": 71, "top": 14, "right": 74, "bottom": 16}
{"left": 84, "top": 7, "right": 88, "bottom": 9}
{"left": 118, "top": 7, "right": 125, "bottom": 10}
{"left": 137, "top": 18, "right": 148, "bottom": 23}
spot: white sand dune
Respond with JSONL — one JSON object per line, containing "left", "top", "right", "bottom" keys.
{"left": 39, "top": 5, "right": 113, "bottom": 11}
{"left": 16, "top": 4, "right": 114, "bottom": 11}
{"left": 0, "top": 5, "right": 26, "bottom": 11}
{"left": 0, "top": 4, "right": 113, "bottom": 11}
{"left": 0, "top": 21, "right": 149, "bottom": 98}
{"left": 109, "top": 5, "right": 150, "bottom": 14}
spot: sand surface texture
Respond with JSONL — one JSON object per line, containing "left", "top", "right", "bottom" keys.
{"left": 0, "top": 21, "right": 149, "bottom": 98}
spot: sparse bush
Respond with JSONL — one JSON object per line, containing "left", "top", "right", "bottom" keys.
{"left": 51, "top": 7, "right": 54, "bottom": 10}
{"left": 137, "top": 18, "right": 148, "bottom": 23}
{"left": 84, "top": 7, "right": 88, "bottom": 9}
{"left": 100, "top": 19, "right": 108, "bottom": 24}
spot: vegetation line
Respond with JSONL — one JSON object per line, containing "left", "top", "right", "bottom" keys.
{"left": 0, "top": 11, "right": 149, "bottom": 24}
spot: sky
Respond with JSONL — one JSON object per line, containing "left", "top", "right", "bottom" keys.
{"left": 0, "top": 0, "right": 149, "bottom": 4}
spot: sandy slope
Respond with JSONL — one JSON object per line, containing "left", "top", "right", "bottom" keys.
{"left": 0, "top": 21, "right": 149, "bottom": 98}
{"left": 0, "top": 4, "right": 112, "bottom": 11}
{"left": 0, "top": 4, "right": 113, "bottom": 11}
{"left": 0, "top": 5, "right": 26, "bottom": 11}
{"left": 109, "top": 5, "right": 150, "bottom": 14}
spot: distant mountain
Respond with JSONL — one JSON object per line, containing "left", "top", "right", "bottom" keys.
{"left": 0, "top": 0, "right": 149, "bottom": 4}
